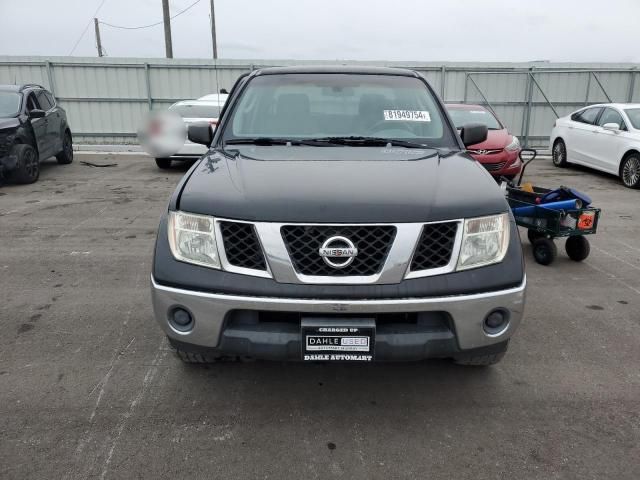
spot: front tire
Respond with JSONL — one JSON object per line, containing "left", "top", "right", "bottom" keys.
{"left": 168, "top": 337, "right": 220, "bottom": 363}
{"left": 167, "top": 337, "right": 247, "bottom": 364}
{"left": 11, "top": 144, "right": 40, "bottom": 184}
{"left": 454, "top": 341, "right": 509, "bottom": 366}
{"left": 56, "top": 131, "right": 73, "bottom": 164}
{"left": 155, "top": 158, "right": 172, "bottom": 169}
{"left": 175, "top": 349, "right": 222, "bottom": 364}
{"left": 620, "top": 154, "right": 640, "bottom": 189}
{"left": 552, "top": 139, "right": 568, "bottom": 168}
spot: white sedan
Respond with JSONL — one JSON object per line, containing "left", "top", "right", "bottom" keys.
{"left": 155, "top": 94, "right": 228, "bottom": 169}
{"left": 550, "top": 103, "right": 640, "bottom": 188}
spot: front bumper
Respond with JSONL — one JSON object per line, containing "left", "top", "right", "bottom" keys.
{"left": 0, "top": 149, "right": 18, "bottom": 173}
{"left": 151, "top": 275, "right": 526, "bottom": 361}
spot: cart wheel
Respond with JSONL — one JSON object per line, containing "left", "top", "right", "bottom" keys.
{"left": 532, "top": 238, "right": 557, "bottom": 265}
{"left": 565, "top": 236, "right": 590, "bottom": 262}
{"left": 527, "top": 229, "right": 547, "bottom": 244}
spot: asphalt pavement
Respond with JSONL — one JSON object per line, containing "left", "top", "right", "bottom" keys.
{"left": 0, "top": 153, "right": 639, "bottom": 479}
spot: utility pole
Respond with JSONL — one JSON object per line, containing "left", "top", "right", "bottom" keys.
{"left": 94, "top": 18, "right": 104, "bottom": 57}
{"left": 210, "top": 0, "right": 218, "bottom": 59}
{"left": 162, "top": 0, "right": 173, "bottom": 58}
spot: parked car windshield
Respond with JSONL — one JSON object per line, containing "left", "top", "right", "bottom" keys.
{"left": 624, "top": 108, "right": 640, "bottom": 129}
{"left": 169, "top": 102, "right": 222, "bottom": 119}
{"left": 222, "top": 73, "right": 457, "bottom": 148}
{"left": 447, "top": 107, "right": 502, "bottom": 130}
{"left": 0, "top": 92, "right": 21, "bottom": 117}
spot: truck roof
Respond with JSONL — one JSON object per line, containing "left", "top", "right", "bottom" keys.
{"left": 254, "top": 65, "right": 420, "bottom": 77}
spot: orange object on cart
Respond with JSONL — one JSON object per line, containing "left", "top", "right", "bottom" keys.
{"left": 578, "top": 211, "right": 596, "bottom": 230}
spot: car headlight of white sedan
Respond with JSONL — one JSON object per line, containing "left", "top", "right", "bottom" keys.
{"left": 457, "top": 213, "right": 510, "bottom": 270}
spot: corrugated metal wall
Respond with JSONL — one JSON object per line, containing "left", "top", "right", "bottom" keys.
{"left": 1, "top": 56, "right": 638, "bottom": 147}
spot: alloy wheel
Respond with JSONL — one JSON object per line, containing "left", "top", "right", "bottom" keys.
{"left": 553, "top": 142, "right": 565, "bottom": 166}
{"left": 24, "top": 148, "right": 38, "bottom": 178}
{"left": 622, "top": 156, "right": 640, "bottom": 187}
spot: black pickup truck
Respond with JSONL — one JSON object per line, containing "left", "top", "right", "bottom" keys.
{"left": 151, "top": 66, "right": 526, "bottom": 366}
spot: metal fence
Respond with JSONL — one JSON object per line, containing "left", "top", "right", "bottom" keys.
{"left": 1, "top": 56, "right": 639, "bottom": 148}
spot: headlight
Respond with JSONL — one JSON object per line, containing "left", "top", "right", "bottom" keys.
{"left": 505, "top": 136, "right": 520, "bottom": 152}
{"left": 168, "top": 211, "right": 220, "bottom": 269}
{"left": 457, "top": 213, "right": 510, "bottom": 270}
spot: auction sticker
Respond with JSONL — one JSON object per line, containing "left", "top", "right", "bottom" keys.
{"left": 383, "top": 110, "right": 431, "bottom": 122}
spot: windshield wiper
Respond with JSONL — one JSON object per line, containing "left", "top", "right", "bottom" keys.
{"left": 224, "top": 137, "right": 334, "bottom": 147}
{"left": 224, "top": 136, "right": 438, "bottom": 149}
{"left": 225, "top": 137, "right": 294, "bottom": 146}
{"left": 305, "top": 136, "right": 435, "bottom": 149}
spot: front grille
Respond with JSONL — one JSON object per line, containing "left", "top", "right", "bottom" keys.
{"left": 410, "top": 222, "right": 458, "bottom": 271}
{"left": 227, "top": 310, "right": 450, "bottom": 328}
{"left": 482, "top": 161, "right": 507, "bottom": 172}
{"left": 281, "top": 225, "right": 397, "bottom": 276}
{"left": 219, "top": 221, "right": 267, "bottom": 271}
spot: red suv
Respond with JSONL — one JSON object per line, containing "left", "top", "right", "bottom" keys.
{"left": 446, "top": 104, "right": 522, "bottom": 180}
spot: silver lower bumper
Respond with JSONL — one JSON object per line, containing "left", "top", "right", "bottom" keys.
{"left": 151, "top": 275, "right": 526, "bottom": 352}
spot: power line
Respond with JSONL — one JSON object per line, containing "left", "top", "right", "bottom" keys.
{"left": 68, "top": 0, "right": 110, "bottom": 55}
{"left": 99, "top": 0, "right": 203, "bottom": 30}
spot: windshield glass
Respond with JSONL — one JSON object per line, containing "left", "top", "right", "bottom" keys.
{"left": 0, "top": 92, "right": 21, "bottom": 117}
{"left": 624, "top": 108, "right": 640, "bottom": 129}
{"left": 447, "top": 107, "right": 501, "bottom": 130}
{"left": 222, "top": 73, "right": 456, "bottom": 148}
{"left": 169, "top": 102, "right": 221, "bottom": 119}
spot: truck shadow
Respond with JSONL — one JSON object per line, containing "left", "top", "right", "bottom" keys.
{"left": 173, "top": 359, "right": 503, "bottom": 415}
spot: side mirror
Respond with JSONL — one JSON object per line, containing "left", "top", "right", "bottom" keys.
{"left": 187, "top": 123, "right": 213, "bottom": 146}
{"left": 460, "top": 122, "right": 488, "bottom": 147}
{"left": 29, "top": 109, "right": 46, "bottom": 119}
{"left": 602, "top": 123, "right": 620, "bottom": 132}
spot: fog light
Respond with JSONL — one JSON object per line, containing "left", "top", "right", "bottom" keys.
{"left": 169, "top": 307, "right": 194, "bottom": 332}
{"left": 483, "top": 309, "right": 509, "bottom": 335}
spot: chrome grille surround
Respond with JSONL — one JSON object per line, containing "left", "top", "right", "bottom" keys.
{"left": 210, "top": 217, "right": 464, "bottom": 285}
{"left": 468, "top": 148, "right": 503, "bottom": 155}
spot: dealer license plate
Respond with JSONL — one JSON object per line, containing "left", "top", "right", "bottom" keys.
{"left": 301, "top": 318, "right": 375, "bottom": 362}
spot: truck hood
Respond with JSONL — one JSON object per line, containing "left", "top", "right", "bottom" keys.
{"left": 177, "top": 146, "right": 508, "bottom": 223}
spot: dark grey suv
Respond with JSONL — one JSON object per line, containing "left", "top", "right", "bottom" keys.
{"left": 0, "top": 84, "right": 73, "bottom": 184}
{"left": 151, "top": 66, "right": 526, "bottom": 366}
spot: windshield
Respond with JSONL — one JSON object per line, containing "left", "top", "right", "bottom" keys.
{"left": 447, "top": 107, "right": 502, "bottom": 130}
{"left": 169, "top": 102, "right": 221, "bottom": 119}
{"left": 222, "top": 73, "right": 457, "bottom": 148}
{"left": 624, "top": 108, "right": 640, "bottom": 129}
{"left": 0, "top": 92, "right": 21, "bottom": 117}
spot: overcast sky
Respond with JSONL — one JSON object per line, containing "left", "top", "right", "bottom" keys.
{"left": 0, "top": 0, "right": 639, "bottom": 62}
